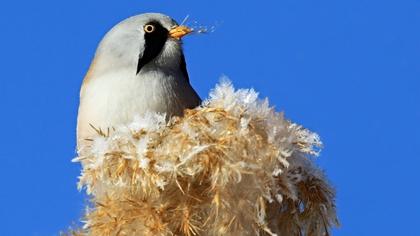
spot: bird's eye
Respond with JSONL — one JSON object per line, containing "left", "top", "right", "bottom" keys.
{"left": 144, "top": 24, "right": 155, "bottom": 33}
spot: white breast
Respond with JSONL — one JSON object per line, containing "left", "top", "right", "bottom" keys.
{"left": 77, "top": 69, "right": 200, "bottom": 145}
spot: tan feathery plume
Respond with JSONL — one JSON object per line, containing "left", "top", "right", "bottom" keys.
{"left": 70, "top": 80, "right": 339, "bottom": 236}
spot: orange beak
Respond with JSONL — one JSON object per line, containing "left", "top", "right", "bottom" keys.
{"left": 169, "top": 25, "right": 193, "bottom": 40}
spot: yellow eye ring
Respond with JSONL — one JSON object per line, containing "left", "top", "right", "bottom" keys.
{"left": 144, "top": 24, "right": 155, "bottom": 33}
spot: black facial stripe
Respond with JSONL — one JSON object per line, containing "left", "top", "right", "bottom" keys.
{"left": 136, "top": 21, "right": 169, "bottom": 74}
{"left": 179, "top": 52, "right": 189, "bottom": 82}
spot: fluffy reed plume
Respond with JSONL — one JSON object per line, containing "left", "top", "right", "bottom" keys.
{"left": 70, "top": 80, "right": 339, "bottom": 236}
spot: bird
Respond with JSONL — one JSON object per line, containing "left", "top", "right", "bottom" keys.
{"left": 77, "top": 13, "right": 201, "bottom": 147}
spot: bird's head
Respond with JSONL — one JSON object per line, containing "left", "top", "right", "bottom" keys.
{"left": 91, "top": 13, "right": 192, "bottom": 77}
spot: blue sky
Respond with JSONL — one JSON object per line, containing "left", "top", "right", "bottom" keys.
{"left": 0, "top": 0, "right": 419, "bottom": 235}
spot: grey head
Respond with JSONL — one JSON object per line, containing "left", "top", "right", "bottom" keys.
{"left": 89, "top": 13, "right": 193, "bottom": 81}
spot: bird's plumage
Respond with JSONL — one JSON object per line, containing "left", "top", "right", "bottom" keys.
{"left": 77, "top": 13, "right": 201, "bottom": 147}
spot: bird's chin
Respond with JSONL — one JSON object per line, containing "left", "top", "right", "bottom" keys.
{"left": 167, "top": 37, "right": 183, "bottom": 44}
{"left": 157, "top": 40, "right": 183, "bottom": 61}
